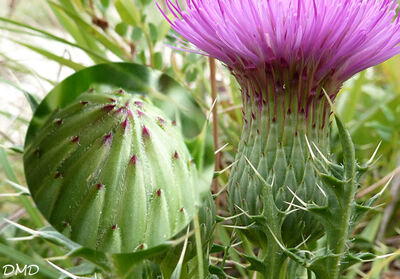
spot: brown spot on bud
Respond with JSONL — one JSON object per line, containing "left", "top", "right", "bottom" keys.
{"left": 81, "top": 101, "right": 88, "bottom": 106}
{"left": 103, "top": 133, "right": 113, "bottom": 144}
{"left": 139, "top": 244, "right": 144, "bottom": 250}
{"left": 62, "top": 221, "right": 68, "bottom": 228}
{"left": 55, "top": 119, "right": 63, "bottom": 126}
{"left": 55, "top": 172, "right": 62, "bottom": 179}
{"left": 103, "top": 104, "right": 116, "bottom": 112}
{"left": 121, "top": 118, "right": 129, "bottom": 130}
{"left": 137, "top": 110, "right": 144, "bottom": 117}
{"left": 171, "top": 120, "right": 177, "bottom": 126}
{"left": 180, "top": 207, "right": 184, "bottom": 213}
{"left": 157, "top": 117, "right": 166, "bottom": 128}
{"left": 117, "top": 89, "right": 124, "bottom": 94}
{"left": 130, "top": 154, "right": 138, "bottom": 165}
{"left": 97, "top": 182, "right": 103, "bottom": 190}
{"left": 272, "top": 116, "right": 277, "bottom": 122}
{"left": 111, "top": 224, "right": 117, "bottom": 230}
{"left": 71, "top": 136, "right": 80, "bottom": 144}
{"left": 157, "top": 189, "right": 162, "bottom": 197}
{"left": 34, "top": 148, "right": 40, "bottom": 157}
{"left": 142, "top": 125, "right": 150, "bottom": 139}
{"left": 88, "top": 88, "right": 94, "bottom": 93}
{"left": 134, "top": 101, "right": 143, "bottom": 108}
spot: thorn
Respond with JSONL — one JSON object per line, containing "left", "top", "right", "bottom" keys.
{"left": 378, "top": 176, "right": 394, "bottom": 197}
{"left": 111, "top": 224, "right": 117, "bottom": 230}
{"left": 207, "top": 97, "right": 218, "bottom": 122}
{"left": 109, "top": 98, "right": 116, "bottom": 103}
{"left": 97, "top": 182, "right": 103, "bottom": 190}
{"left": 88, "top": 88, "right": 94, "bottom": 93}
{"left": 174, "top": 151, "right": 179, "bottom": 159}
{"left": 366, "top": 141, "right": 382, "bottom": 166}
{"left": 54, "top": 172, "right": 62, "bottom": 179}
{"left": 244, "top": 156, "right": 270, "bottom": 187}
{"left": 322, "top": 88, "right": 336, "bottom": 114}
{"left": 316, "top": 183, "right": 327, "bottom": 198}
{"left": 219, "top": 212, "right": 245, "bottom": 221}
{"left": 117, "top": 89, "right": 124, "bottom": 94}
{"left": 234, "top": 204, "right": 252, "bottom": 218}
{"left": 62, "top": 221, "right": 68, "bottom": 228}
{"left": 295, "top": 235, "right": 311, "bottom": 249}
{"left": 157, "top": 189, "right": 162, "bottom": 197}
{"left": 305, "top": 135, "right": 316, "bottom": 159}
{"left": 222, "top": 222, "right": 256, "bottom": 230}
{"left": 284, "top": 196, "right": 296, "bottom": 213}
{"left": 139, "top": 244, "right": 145, "bottom": 250}
{"left": 80, "top": 101, "right": 88, "bottom": 106}
{"left": 286, "top": 187, "right": 308, "bottom": 207}
{"left": 283, "top": 201, "right": 308, "bottom": 211}
{"left": 312, "top": 142, "right": 330, "bottom": 165}
{"left": 265, "top": 224, "right": 286, "bottom": 251}
{"left": 172, "top": 120, "right": 177, "bottom": 126}
{"left": 180, "top": 207, "right": 184, "bottom": 212}
{"left": 215, "top": 143, "right": 229, "bottom": 155}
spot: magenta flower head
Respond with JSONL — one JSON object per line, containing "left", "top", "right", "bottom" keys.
{"left": 160, "top": 0, "right": 400, "bottom": 102}
{"left": 160, "top": 1, "right": 400, "bottom": 276}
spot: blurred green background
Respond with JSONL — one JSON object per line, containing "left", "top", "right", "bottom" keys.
{"left": 0, "top": 0, "right": 400, "bottom": 278}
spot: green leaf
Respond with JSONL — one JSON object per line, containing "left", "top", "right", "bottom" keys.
{"left": 115, "top": 22, "right": 129, "bottom": 36}
{"left": 149, "top": 23, "right": 158, "bottom": 44}
{"left": 153, "top": 52, "right": 163, "bottom": 70}
{"left": 115, "top": 0, "right": 141, "bottom": 26}
{"left": 0, "top": 147, "right": 44, "bottom": 227}
{"left": 49, "top": 1, "right": 127, "bottom": 60}
{"left": 131, "top": 27, "right": 143, "bottom": 41}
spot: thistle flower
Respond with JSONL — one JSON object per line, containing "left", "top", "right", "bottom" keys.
{"left": 161, "top": 0, "right": 400, "bottom": 94}
{"left": 160, "top": 1, "right": 400, "bottom": 277}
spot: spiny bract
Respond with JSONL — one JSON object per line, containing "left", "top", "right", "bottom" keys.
{"left": 24, "top": 88, "right": 201, "bottom": 254}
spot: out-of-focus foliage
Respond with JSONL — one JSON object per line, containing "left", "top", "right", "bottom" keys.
{"left": 0, "top": 0, "right": 399, "bottom": 278}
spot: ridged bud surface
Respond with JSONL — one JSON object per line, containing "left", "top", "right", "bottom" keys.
{"left": 24, "top": 88, "right": 201, "bottom": 253}
{"left": 228, "top": 70, "right": 330, "bottom": 248}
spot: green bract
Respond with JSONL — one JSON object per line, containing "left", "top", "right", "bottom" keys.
{"left": 24, "top": 88, "right": 201, "bottom": 253}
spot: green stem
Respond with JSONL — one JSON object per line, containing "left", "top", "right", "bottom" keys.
{"left": 325, "top": 116, "right": 357, "bottom": 279}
